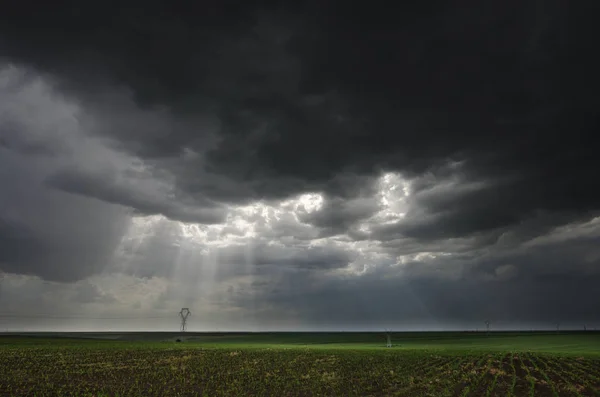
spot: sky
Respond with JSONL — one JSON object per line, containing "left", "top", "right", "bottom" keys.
{"left": 0, "top": 1, "right": 599, "bottom": 332}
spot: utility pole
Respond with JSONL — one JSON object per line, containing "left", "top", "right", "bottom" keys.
{"left": 179, "top": 308, "right": 191, "bottom": 332}
{"left": 385, "top": 329, "right": 392, "bottom": 348}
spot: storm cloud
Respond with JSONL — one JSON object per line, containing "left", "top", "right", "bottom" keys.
{"left": 0, "top": 0, "right": 599, "bottom": 331}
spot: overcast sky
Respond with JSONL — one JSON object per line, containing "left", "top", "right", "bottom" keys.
{"left": 0, "top": 1, "right": 598, "bottom": 332}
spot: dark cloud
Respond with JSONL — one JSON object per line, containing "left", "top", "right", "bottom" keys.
{"left": 0, "top": 123, "right": 130, "bottom": 282}
{"left": 298, "top": 195, "right": 380, "bottom": 237}
{"left": 46, "top": 167, "right": 226, "bottom": 224}
{"left": 0, "top": 216, "right": 45, "bottom": 274}
{"left": 217, "top": 242, "right": 355, "bottom": 270}
{"left": 1, "top": 0, "right": 599, "bottom": 330}
{"left": 245, "top": 235, "right": 600, "bottom": 328}
{"left": 240, "top": 271, "right": 600, "bottom": 329}
{"left": 0, "top": 188, "right": 127, "bottom": 282}
{"left": 2, "top": 0, "right": 596, "bottom": 238}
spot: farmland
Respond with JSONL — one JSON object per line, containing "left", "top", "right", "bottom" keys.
{"left": 0, "top": 332, "right": 599, "bottom": 396}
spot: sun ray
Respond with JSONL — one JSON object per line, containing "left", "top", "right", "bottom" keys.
{"left": 112, "top": 214, "right": 165, "bottom": 274}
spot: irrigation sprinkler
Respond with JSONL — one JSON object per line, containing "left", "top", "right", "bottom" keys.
{"left": 179, "top": 308, "right": 191, "bottom": 332}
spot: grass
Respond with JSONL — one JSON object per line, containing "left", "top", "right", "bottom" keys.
{"left": 0, "top": 332, "right": 599, "bottom": 396}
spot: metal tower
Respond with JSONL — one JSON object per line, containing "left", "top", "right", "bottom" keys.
{"left": 385, "top": 329, "right": 392, "bottom": 348}
{"left": 179, "top": 308, "right": 191, "bottom": 332}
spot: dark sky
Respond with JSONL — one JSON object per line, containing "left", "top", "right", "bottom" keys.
{"left": 0, "top": 0, "right": 599, "bottom": 331}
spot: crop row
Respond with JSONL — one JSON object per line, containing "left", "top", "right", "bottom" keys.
{"left": 0, "top": 347, "right": 598, "bottom": 396}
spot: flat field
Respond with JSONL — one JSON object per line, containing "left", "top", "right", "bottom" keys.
{"left": 1, "top": 332, "right": 599, "bottom": 396}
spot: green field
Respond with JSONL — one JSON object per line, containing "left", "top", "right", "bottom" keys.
{"left": 1, "top": 332, "right": 599, "bottom": 396}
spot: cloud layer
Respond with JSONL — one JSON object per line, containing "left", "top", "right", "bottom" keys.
{"left": 1, "top": 1, "right": 599, "bottom": 330}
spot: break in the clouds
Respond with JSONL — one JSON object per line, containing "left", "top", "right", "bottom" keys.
{"left": 1, "top": 1, "right": 599, "bottom": 331}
